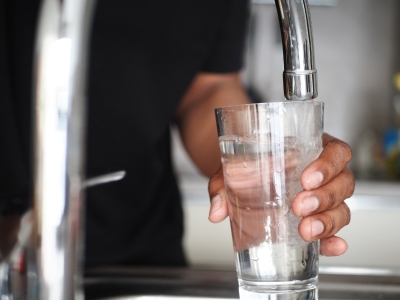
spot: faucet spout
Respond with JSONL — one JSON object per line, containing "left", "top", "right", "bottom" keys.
{"left": 275, "top": 0, "right": 318, "bottom": 100}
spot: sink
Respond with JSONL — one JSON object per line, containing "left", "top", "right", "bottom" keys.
{"left": 97, "top": 297, "right": 235, "bottom": 300}
{"left": 85, "top": 267, "right": 239, "bottom": 300}
{"left": 85, "top": 266, "right": 400, "bottom": 300}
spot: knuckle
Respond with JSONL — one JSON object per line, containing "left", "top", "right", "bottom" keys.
{"left": 322, "top": 185, "right": 337, "bottom": 210}
{"left": 324, "top": 139, "right": 353, "bottom": 173}
{"left": 324, "top": 215, "right": 337, "bottom": 236}
{"left": 328, "top": 158, "right": 340, "bottom": 176}
{"left": 327, "top": 138, "right": 352, "bottom": 161}
{"left": 338, "top": 141, "right": 353, "bottom": 163}
{"left": 341, "top": 203, "right": 351, "bottom": 226}
{"left": 345, "top": 171, "right": 356, "bottom": 197}
{"left": 208, "top": 171, "right": 224, "bottom": 192}
{"left": 320, "top": 155, "right": 339, "bottom": 178}
{"left": 321, "top": 203, "right": 351, "bottom": 237}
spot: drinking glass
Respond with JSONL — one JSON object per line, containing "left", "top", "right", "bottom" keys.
{"left": 215, "top": 101, "right": 324, "bottom": 300}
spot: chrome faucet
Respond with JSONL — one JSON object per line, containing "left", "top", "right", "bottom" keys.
{"left": 275, "top": 0, "right": 318, "bottom": 100}
{"left": 0, "top": 0, "right": 317, "bottom": 299}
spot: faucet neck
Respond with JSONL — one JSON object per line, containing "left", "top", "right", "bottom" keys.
{"left": 275, "top": 0, "right": 318, "bottom": 100}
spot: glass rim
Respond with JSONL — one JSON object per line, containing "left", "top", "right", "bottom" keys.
{"left": 215, "top": 100, "right": 324, "bottom": 112}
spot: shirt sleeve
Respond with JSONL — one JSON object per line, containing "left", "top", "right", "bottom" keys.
{"left": 200, "top": 0, "right": 250, "bottom": 73}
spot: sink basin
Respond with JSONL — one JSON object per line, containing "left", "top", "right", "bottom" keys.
{"left": 85, "top": 266, "right": 400, "bottom": 300}
{"left": 98, "top": 297, "right": 235, "bottom": 300}
{"left": 85, "top": 267, "right": 239, "bottom": 300}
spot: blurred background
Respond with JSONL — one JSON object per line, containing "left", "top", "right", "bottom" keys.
{"left": 172, "top": 0, "right": 400, "bottom": 271}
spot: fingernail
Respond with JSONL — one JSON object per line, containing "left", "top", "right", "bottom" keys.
{"left": 209, "top": 195, "right": 223, "bottom": 215}
{"left": 308, "top": 171, "right": 323, "bottom": 189}
{"left": 301, "top": 196, "right": 319, "bottom": 216}
{"left": 311, "top": 220, "right": 324, "bottom": 237}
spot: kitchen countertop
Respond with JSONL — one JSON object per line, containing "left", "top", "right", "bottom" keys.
{"left": 85, "top": 266, "right": 400, "bottom": 300}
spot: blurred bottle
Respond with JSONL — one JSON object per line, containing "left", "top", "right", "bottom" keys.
{"left": 383, "top": 73, "right": 400, "bottom": 180}
{"left": 355, "top": 129, "right": 385, "bottom": 180}
{"left": 393, "top": 73, "right": 400, "bottom": 126}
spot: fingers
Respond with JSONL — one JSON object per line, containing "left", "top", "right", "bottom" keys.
{"left": 208, "top": 167, "right": 229, "bottom": 223}
{"left": 297, "top": 202, "right": 351, "bottom": 243}
{"left": 294, "top": 162, "right": 353, "bottom": 245}
{"left": 292, "top": 166, "right": 354, "bottom": 217}
{"left": 320, "top": 236, "right": 348, "bottom": 256}
{"left": 301, "top": 133, "right": 353, "bottom": 190}
{"left": 292, "top": 133, "right": 354, "bottom": 257}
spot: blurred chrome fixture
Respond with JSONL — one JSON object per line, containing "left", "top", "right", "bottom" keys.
{"left": 0, "top": 0, "right": 98, "bottom": 299}
{"left": 275, "top": 0, "right": 318, "bottom": 100}
{"left": 29, "top": 0, "right": 96, "bottom": 299}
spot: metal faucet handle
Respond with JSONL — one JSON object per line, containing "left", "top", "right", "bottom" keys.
{"left": 83, "top": 171, "right": 126, "bottom": 188}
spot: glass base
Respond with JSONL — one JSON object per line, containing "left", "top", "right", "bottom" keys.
{"left": 238, "top": 277, "right": 318, "bottom": 300}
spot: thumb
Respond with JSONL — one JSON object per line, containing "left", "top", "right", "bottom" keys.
{"left": 208, "top": 167, "right": 229, "bottom": 223}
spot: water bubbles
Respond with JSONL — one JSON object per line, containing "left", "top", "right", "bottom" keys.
{"left": 284, "top": 265, "right": 292, "bottom": 273}
{"left": 279, "top": 106, "right": 287, "bottom": 116}
{"left": 246, "top": 207, "right": 251, "bottom": 211}
{"left": 300, "top": 250, "right": 307, "bottom": 267}
{"left": 273, "top": 156, "right": 285, "bottom": 174}
{"left": 301, "top": 259, "right": 307, "bottom": 267}
{"left": 283, "top": 207, "right": 290, "bottom": 216}
{"left": 266, "top": 115, "right": 271, "bottom": 120}
{"left": 251, "top": 255, "right": 259, "bottom": 261}
{"left": 269, "top": 221, "right": 282, "bottom": 228}
{"left": 271, "top": 252, "right": 283, "bottom": 258}
{"left": 291, "top": 141, "right": 298, "bottom": 148}
{"left": 283, "top": 190, "right": 290, "bottom": 199}
{"left": 297, "top": 259, "right": 307, "bottom": 269}
{"left": 264, "top": 201, "right": 278, "bottom": 211}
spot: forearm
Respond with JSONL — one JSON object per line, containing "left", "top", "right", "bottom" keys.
{"left": 175, "top": 72, "right": 250, "bottom": 178}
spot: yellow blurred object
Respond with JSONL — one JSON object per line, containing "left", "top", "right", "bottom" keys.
{"left": 393, "top": 73, "right": 400, "bottom": 92}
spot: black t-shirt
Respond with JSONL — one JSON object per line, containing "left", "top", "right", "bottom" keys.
{"left": 0, "top": 0, "right": 249, "bottom": 267}
{"left": 0, "top": 0, "right": 41, "bottom": 215}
